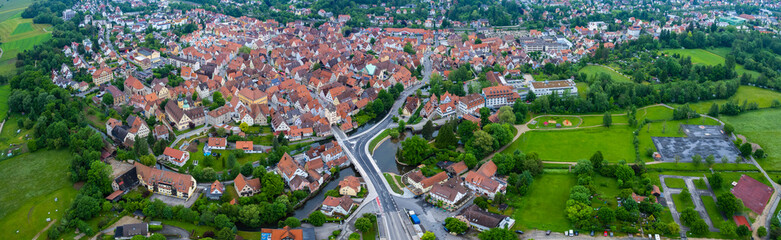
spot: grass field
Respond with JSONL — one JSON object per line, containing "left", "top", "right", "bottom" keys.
{"left": 579, "top": 65, "right": 632, "bottom": 83}
{"left": 720, "top": 109, "right": 781, "bottom": 171}
{"left": 580, "top": 114, "right": 628, "bottom": 127}
{"left": 0, "top": 0, "right": 36, "bottom": 22}
{"left": 0, "top": 84, "right": 10, "bottom": 120}
{"left": 383, "top": 173, "right": 404, "bottom": 194}
{"left": 702, "top": 196, "right": 725, "bottom": 229}
{"left": 665, "top": 178, "right": 686, "bottom": 189}
{"left": 672, "top": 193, "right": 695, "bottom": 212}
{"left": 528, "top": 116, "right": 580, "bottom": 129}
{"left": 0, "top": 150, "right": 76, "bottom": 239}
{"left": 664, "top": 49, "right": 725, "bottom": 66}
{"left": 673, "top": 86, "right": 781, "bottom": 114}
{"left": 0, "top": 12, "right": 53, "bottom": 74}
{"left": 503, "top": 126, "right": 635, "bottom": 162}
{"left": 10, "top": 22, "right": 32, "bottom": 35}
{"left": 639, "top": 105, "right": 675, "bottom": 122}
{"left": 511, "top": 172, "right": 575, "bottom": 231}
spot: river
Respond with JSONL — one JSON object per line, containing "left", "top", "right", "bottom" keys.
{"left": 292, "top": 167, "right": 357, "bottom": 219}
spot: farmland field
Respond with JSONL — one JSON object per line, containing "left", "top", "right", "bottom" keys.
{"left": 720, "top": 109, "right": 781, "bottom": 171}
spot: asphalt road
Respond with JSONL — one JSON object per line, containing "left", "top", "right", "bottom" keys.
{"left": 329, "top": 49, "right": 435, "bottom": 240}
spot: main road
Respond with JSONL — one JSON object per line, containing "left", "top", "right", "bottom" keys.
{"left": 332, "top": 49, "right": 434, "bottom": 240}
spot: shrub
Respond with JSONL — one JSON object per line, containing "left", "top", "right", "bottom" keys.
{"left": 149, "top": 224, "right": 163, "bottom": 231}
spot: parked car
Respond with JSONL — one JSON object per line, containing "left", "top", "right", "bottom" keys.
{"left": 515, "top": 230, "right": 524, "bottom": 234}
{"left": 546, "top": 230, "right": 551, "bottom": 236}
{"left": 604, "top": 230, "right": 608, "bottom": 236}
{"left": 590, "top": 230, "right": 595, "bottom": 236}
{"left": 574, "top": 230, "right": 579, "bottom": 236}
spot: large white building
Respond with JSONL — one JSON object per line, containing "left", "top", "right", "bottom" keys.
{"left": 529, "top": 79, "right": 578, "bottom": 97}
{"left": 482, "top": 85, "right": 519, "bottom": 108}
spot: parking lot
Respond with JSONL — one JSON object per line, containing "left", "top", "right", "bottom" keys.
{"left": 149, "top": 189, "right": 201, "bottom": 208}
{"left": 653, "top": 124, "right": 740, "bottom": 162}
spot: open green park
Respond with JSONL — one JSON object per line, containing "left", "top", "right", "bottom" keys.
{"left": 0, "top": 150, "right": 76, "bottom": 239}
{"left": 509, "top": 172, "right": 575, "bottom": 232}
{"left": 578, "top": 65, "right": 632, "bottom": 83}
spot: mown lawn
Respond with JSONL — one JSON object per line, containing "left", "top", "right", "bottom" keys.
{"left": 0, "top": 150, "right": 76, "bottom": 239}
{"left": 665, "top": 178, "right": 686, "bottom": 189}
{"left": 578, "top": 65, "right": 632, "bottom": 83}
{"left": 510, "top": 172, "right": 575, "bottom": 232}
{"left": 702, "top": 196, "right": 725, "bottom": 229}
{"left": 579, "top": 114, "right": 628, "bottom": 127}
{"left": 528, "top": 116, "right": 580, "bottom": 129}
{"left": 672, "top": 193, "right": 695, "bottom": 212}
{"left": 639, "top": 105, "right": 675, "bottom": 122}
{"left": 720, "top": 109, "right": 781, "bottom": 171}
{"left": 383, "top": 173, "right": 403, "bottom": 194}
{"left": 503, "top": 126, "right": 636, "bottom": 162}
{"left": 673, "top": 86, "right": 781, "bottom": 114}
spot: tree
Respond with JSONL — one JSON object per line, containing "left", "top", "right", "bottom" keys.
{"left": 283, "top": 217, "right": 301, "bottom": 228}
{"left": 140, "top": 154, "right": 156, "bottom": 166}
{"left": 754, "top": 149, "right": 766, "bottom": 159}
{"left": 573, "top": 160, "right": 594, "bottom": 176}
{"left": 603, "top": 112, "right": 612, "bottom": 127}
{"left": 262, "top": 173, "right": 284, "bottom": 196}
{"left": 216, "top": 227, "right": 234, "bottom": 240}
{"left": 590, "top": 151, "right": 604, "bottom": 169}
{"left": 435, "top": 124, "right": 457, "bottom": 149}
{"left": 680, "top": 188, "right": 691, "bottom": 202}
{"left": 721, "top": 156, "right": 729, "bottom": 164}
{"left": 723, "top": 124, "right": 734, "bottom": 135}
{"left": 680, "top": 208, "right": 699, "bottom": 226}
{"left": 421, "top": 231, "right": 436, "bottom": 240}
{"left": 464, "top": 153, "right": 477, "bottom": 169}
{"left": 690, "top": 219, "right": 708, "bottom": 235}
{"left": 598, "top": 207, "right": 615, "bottom": 225}
{"left": 526, "top": 90, "right": 536, "bottom": 102}
{"left": 241, "top": 163, "right": 253, "bottom": 177}
{"left": 720, "top": 221, "right": 736, "bottom": 237}
{"left": 569, "top": 185, "right": 592, "bottom": 204}
{"left": 566, "top": 200, "right": 594, "bottom": 228}
{"left": 740, "top": 143, "right": 753, "bottom": 157}
{"left": 705, "top": 155, "right": 715, "bottom": 167}
{"left": 308, "top": 211, "right": 326, "bottom": 226}
{"left": 421, "top": 121, "right": 434, "bottom": 140}
{"left": 400, "top": 136, "right": 430, "bottom": 165}
{"left": 497, "top": 106, "right": 515, "bottom": 125}
{"left": 480, "top": 107, "right": 491, "bottom": 127}
{"left": 478, "top": 227, "right": 516, "bottom": 240}
{"left": 445, "top": 217, "right": 468, "bottom": 234}
{"left": 737, "top": 225, "right": 750, "bottom": 237}
{"left": 403, "top": 42, "right": 416, "bottom": 55}
{"left": 758, "top": 226, "right": 767, "bottom": 237}
{"left": 355, "top": 217, "right": 372, "bottom": 232}
{"left": 708, "top": 103, "right": 719, "bottom": 117}
{"left": 615, "top": 164, "right": 635, "bottom": 182}
{"left": 709, "top": 173, "right": 723, "bottom": 189}
{"left": 691, "top": 154, "right": 702, "bottom": 166}
{"left": 457, "top": 120, "right": 477, "bottom": 141}
{"left": 102, "top": 94, "right": 114, "bottom": 106}
{"left": 668, "top": 222, "right": 680, "bottom": 235}
{"left": 472, "top": 130, "right": 495, "bottom": 155}
{"left": 716, "top": 193, "right": 742, "bottom": 217}
{"left": 397, "top": 120, "right": 406, "bottom": 133}
{"left": 238, "top": 205, "right": 262, "bottom": 228}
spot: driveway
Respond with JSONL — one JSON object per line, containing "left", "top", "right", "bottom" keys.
{"left": 158, "top": 224, "right": 190, "bottom": 240}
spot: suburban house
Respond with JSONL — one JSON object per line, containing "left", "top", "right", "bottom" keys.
{"left": 277, "top": 153, "right": 308, "bottom": 182}
{"left": 206, "top": 106, "right": 233, "bottom": 126}
{"left": 428, "top": 177, "right": 469, "bottom": 210}
{"left": 402, "top": 96, "right": 420, "bottom": 117}
{"left": 114, "top": 223, "right": 149, "bottom": 239}
{"left": 338, "top": 176, "right": 364, "bottom": 197}
{"left": 406, "top": 171, "right": 448, "bottom": 195}
{"left": 205, "top": 137, "right": 227, "bottom": 154}
{"left": 235, "top": 141, "right": 261, "bottom": 153}
{"left": 259, "top": 226, "right": 316, "bottom": 240}
{"left": 320, "top": 195, "right": 355, "bottom": 217}
{"left": 456, "top": 205, "right": 515, "bottom": 232}
{"left": 153, "top": 125, "right": 169, "bottom": 140}
{"left": 205, "top": 180, "right": 224, "bottom": 200}
{"left": 234, "top": 173, "right": 262, "bottom": 197}
{"left": 126, "top": 115, "right": 150, "bottom": 138}
{"left": 462, "top": 160, "right": 506, "bottom": 199}
{"left": 162, "top": 147, "right": 190, "bottom": 167}
{"left": 446, "top": 161, "right": 469, "bottom": 176}
{"left": 134, "top": 162, "right": 197, "bottom": 200}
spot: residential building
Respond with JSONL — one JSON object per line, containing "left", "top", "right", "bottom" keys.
{"left": 162, "top": 147, "right": 190, "bottom": 167}
{"left": 277, "top": 153, "right": 308, "bottom": 182}
{"left": 339, "top": 176, "right": 364, "bottom": 197}
{"left": 259, "top": 226, "right": 316, "bottom": 240}
{"left": 428, "top": 178, "right": 469, "bottom": 210}
{"left": 462, "top": 160, "right": 506, "bottom": 199}
{"left": 114, "top": 223, "right": 149, "bottom": 239}
{"left": 205, "top": 180, "right": 224, "bottom": 200}
{"left": 134, "top": 162, "right": 197, "bottom": 200}
{"left": 234, "top": 173, "right": 262, "bottom": 197}
{"left": 456, "top": 205, "right": 515, "bottom": 232}
{"left": 457, "top": 93, "right": 485, "bottom": 115}
{"left": 320, "top": 195, "right": 355, "bottom": 217}
{"left": 406, "top": 171, "right": 448, "bottom": 195}
{"left": 93, "top": 67, "right": 114, "bottom": 85}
